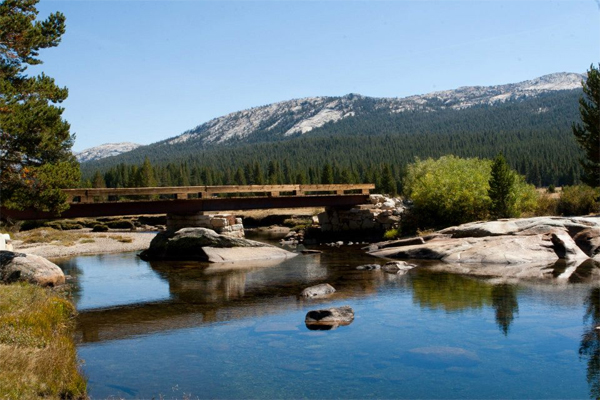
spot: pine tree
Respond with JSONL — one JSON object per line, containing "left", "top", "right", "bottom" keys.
{"left": 380, "top": 164, "right": 397, "bottom": 196}
{"left": 572, "top": 64, "right": 600, "bottom": 187}
{"left": 0, "top": 0, "right": 80, "bottom": 214}
{"left": 488, "top": 152, "right": 516, "bottom": 218}
{"left": 92, "top": 171, "right": 106, "bottom": 188}
{"left": 321, "top": 163, "right": 334, "bottom": 184}
{"left": 138, "top": 157, "right": 157, "bottom": 187}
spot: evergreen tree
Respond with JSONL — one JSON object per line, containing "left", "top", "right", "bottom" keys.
{"left": 0, "top": 0, "right": 80, "bottom": 214}
{"left": 321, "top": 163, "right": 334, "bottom": 184}
{"left": 234, "top": 167, "right": 246, "bottom": 185}
{"left": 488, "top": 152, "right": 516, "bottom": 218}
{"left": 92, "top": 171, "right": 106, "bottom": 188}
{"left": 138, "top": 157, "right": 157, "bottom": 187}
{"left": 380, "top": 164, "right": 397, "bottom": 196}
{"left": 572, "top": 64, "right": 600, "bottom": 187}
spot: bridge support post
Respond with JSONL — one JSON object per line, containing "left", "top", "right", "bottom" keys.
{"left": 166, "top": 212, "right": 244, "bottom": 238}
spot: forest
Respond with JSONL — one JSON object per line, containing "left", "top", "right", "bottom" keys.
{"left": 82, "top": 89, "right": 584, "bottom": 191}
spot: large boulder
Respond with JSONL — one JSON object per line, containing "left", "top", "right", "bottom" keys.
{"left": 139, "top": 228, "right": 297, "bottom": 262}
{"left": 0, "top": 251, "right": 65, "bottom": 287}
{"left": 370, "top": 216, "right": 600, "bottom": 265}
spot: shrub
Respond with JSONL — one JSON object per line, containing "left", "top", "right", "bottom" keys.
{"left": 403, "top": 155, "right": 538, "bottom": 229}
{"left": 557, "top": 185, "right": 600, "bottom": 216}
{"left": 105, "top": 219, "right": 135, "bottom": 229}
{"left": 535, "top": 193, "right": 559, "bottom": 216}
{"left": 91, "top": 224, "right": 109, "bottom": 232}
{"left": 403, "top": 156, "right": 492, "bottom": 228}
{"left": 383, "top": 228, "right": 401, "bottom": 240}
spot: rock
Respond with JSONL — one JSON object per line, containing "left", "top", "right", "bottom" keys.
{"left": 370, "top": 216, "right": 600, "bottom": 265}
{"left": 301, "top": 249, "right": 322, "bottom": 255}
{"left": 0, "top": 251, "right": 65, "bottom": 287}
{"left": 356, "top": 264, "right": 381, "bottom": 270}
{"left": 300, "top": 283, "right": 336, "bottom": 298}
{"left": 382, "top": 261, "right": 416, "bottom": 274}
{"left": 305, "top": 305, "right": 354, "bottom": 328}
{"left": 573, "top": 228, "right": 600, "bottom": 257}
{"left": 139, "top": 228, "right": 297, "bottom": 262}
{"left": 405, "top": 346, "right": 480, "bottom": 368}
{"left": 550, "top": 232, "right": 589, "bottom": 261}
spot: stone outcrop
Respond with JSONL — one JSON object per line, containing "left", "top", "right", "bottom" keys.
{"left": 318, "top": 194, "right": 406, "bottom": 232}
{"left": 0, "top": 251, "right": 65, "bottom": 287}
{"left": 139, "top": 228, "right": 296, "bottom": 262}
{"left": 166, "top": 213, "right": 244, "bottom": 238}
{"left": 369, "top": 216, "right": 600, "bottom": 265}
{"left": 300, "top": 283, "right": 336, "bottom": 298}
{"left": 305, "top": 305, "right": 354, "bottom": 330}
{"left": 573, "top": 228, "right": 600, "bottom": 259}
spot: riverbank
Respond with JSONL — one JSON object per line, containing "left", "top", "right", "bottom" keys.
{"left": 12, "top": 229, "right": 155, "bottom": 259}
{"left": 0, "top": 283, "right": 86, "bottom": 399}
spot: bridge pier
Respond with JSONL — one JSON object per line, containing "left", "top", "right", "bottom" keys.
{"left": 166, "top": 213, "right": 245, "bottom": 238}
{"left": 317, "top": 196, "right": 404, "bottom": 232}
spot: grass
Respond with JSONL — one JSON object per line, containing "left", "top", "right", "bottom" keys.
{"left": 0, "top": 283, "right": 86, "bottom": 399}
{"left": 110, "top": 235, "right": 133, "bottom": 243}
{"left": 14, "top": 228, "right": 92, "bottom": 247}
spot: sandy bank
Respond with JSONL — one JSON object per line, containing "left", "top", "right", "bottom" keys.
{"left": 13, "top": 230, "right": 156, "bottom": 260}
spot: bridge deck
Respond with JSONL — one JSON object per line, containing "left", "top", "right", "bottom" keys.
{"left": 1, "top": 184, "right": 374, "bottom": 220}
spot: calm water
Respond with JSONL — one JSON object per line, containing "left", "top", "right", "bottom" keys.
{"left": 56, "top": 244, "right": 600, "bottom": 399}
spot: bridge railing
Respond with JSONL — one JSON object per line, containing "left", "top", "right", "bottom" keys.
{"left": 64, "top": 184, "right": 375, "bottom": 203}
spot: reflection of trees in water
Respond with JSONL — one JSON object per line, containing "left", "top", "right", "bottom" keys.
{"left": 580, "top": 287, "right": 600, "bottom": 399}
{"left": 411, "top": 271, "right": 493, "bottom": 312}
{"left": 491, "top": 284, "right": 519, "bottom": 336}
{"left": 411, "top": 271, "right": 520, "bottom": 335}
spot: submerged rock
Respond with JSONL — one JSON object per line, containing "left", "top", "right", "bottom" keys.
{"left": 139, "top": 228, "right": 297, "bottom": 262}
{"left": 0, "top": 251, "right": 65, "bottom": 287}
{"left": 300, "top": 283, "right": 336, "bottom": 298}
{"left": 382, "top": 261, "right": 416, "bottom": 274}
{"left": 356, "top": 264, "right": 381, "bottom": 270}
{"left": 305, "top": 305, "right": 354, "bottom": 329}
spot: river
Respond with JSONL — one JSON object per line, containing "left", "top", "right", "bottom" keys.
{"left": 56, "top": 243, "right": 600, "bottom": 399}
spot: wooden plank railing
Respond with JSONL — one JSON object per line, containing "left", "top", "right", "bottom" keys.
{"left": 63, "top": 184, "right": 375, "bottom": 203}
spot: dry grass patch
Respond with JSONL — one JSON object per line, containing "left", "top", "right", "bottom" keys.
{"left": 0, "top": 284, "right": 86, "bottom": 399}
{"left": 14, "top": 228, "right": 91, "bottom": 247}
{"left": 110, "top": 235, "right": 133, "bottom": 243}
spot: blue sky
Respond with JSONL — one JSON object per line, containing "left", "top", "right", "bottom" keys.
{"left": 35, "top": 0, "right": 600, "bottom": 151}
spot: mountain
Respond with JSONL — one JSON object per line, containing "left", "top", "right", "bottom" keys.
{"left": 163, "top": 72, "right": 583, "bottom": 147}
{"left": 82, "top": 72, "right": 586, "bottom": 187}
{"left": 76, "top": 142, "right": 142, "bottom": 163}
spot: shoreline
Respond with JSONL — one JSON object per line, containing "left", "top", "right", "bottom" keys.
{"left": 13, "top": 230, "right": 156, "bottom": 260}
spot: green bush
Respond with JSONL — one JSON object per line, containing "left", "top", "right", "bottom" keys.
{"left": 557, "top": 185, "right": 600, "bottom": 216}
{"left": 383, "top": 228, "right": 401, "bottom": 240}
{"left": 403, "top": 155, "right": 538, "bottom": 230}
{"left": 535, "top": 193, "right": 559, "bottom": 216}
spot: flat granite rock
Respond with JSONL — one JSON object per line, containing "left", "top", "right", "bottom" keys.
{"left": 370, "top": 216, "right": 600, "bottom": 266}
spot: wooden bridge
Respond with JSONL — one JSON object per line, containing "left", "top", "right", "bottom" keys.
{"left": 1, "top": 184, "right": 375, "bottom": 220}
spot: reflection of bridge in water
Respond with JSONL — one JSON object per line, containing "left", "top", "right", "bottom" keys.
{"left": 71, "top": 253, "right": 600, "bottom": 345}
{"left": 1, "top": 184, "right": 374, "bottom": 220}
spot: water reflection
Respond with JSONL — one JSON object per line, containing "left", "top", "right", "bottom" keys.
{"left": 580, "top": 287, "right": 600, "bottom": 399}
{"left": 491, "top": 284, "right": 519, "bottom": 336}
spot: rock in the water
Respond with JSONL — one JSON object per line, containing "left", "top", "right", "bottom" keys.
{"left": 139, "top": 227, "right": 297, "bottom": 262}
{"left": 305, "top": 305, "right": 354, "bottom": 328}
{"left": 573, "top": 228, "right": 600, "bottom": 257}
{"left": 0, "top": 251, "right": 65, "bottom": 287}
{"left": 356, "top": 264, "right": 381, "bottom": 270}
{"left": 300, "top": 283, "right": 336, "bottom": 298}
{"left": 382, "top": 261, "right": 416, "bottom": 274}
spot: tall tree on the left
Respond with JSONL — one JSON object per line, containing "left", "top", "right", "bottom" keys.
{"left": 0, "top": 0, "right": 79, "bottom": 215}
